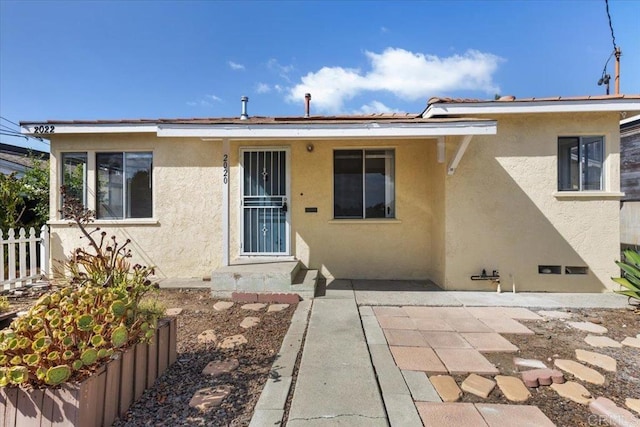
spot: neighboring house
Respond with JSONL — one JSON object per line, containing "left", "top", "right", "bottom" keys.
{"left": 620, "top": 114, "right": 640, "bottom": 248}
{"left": 0, "top": 143, "right": 49, "bottom": 177}
{"left": 21, "top": 94, "right": 640, "bottom": 293}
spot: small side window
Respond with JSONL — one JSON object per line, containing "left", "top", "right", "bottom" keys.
{"left": 558, "top": 136, "right": 604, "bottom": 191}
{"left": 61, "top": 152, "right": 87, "bottom": 209}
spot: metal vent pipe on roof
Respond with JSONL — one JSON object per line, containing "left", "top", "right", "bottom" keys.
{"left": 304, "top": 93, "right": 311, "bottom": 118}
{"left": 240, "top": 96, "right": 249, "bottom": 120}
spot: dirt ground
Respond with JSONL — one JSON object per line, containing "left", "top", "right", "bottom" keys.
{"left": 477, "top": 307, "right": 639, "bottom": 427}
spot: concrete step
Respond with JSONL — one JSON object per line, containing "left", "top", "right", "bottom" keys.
{"left": 211, "top": 260, "right": 317, "bottom": 299}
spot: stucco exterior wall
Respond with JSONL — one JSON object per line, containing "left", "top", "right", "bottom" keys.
{"left": 48, "top": 134, "right": 222, "bottom": 280}
{"left": 228, "top": 138, "right": 436, "bottom": 280}
{"left": 442, "top": 113, "right": 621, "bottom": 292}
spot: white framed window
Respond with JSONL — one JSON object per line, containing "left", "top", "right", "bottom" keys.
{"left": 96, "top": 152, "right": 153, "bottom": 219}
{"left": 333, "top": 149, "right": 395, "bottom": 219}
{"left": 61, "top": 152, "right": 87, "bottom": 208}
{"left": 558, "top": 136, "right": 604, "bottom": 191}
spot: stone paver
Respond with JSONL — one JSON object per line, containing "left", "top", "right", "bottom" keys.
{"left": 389, "top": 346, "right": 447, "bottom": 373}
{"left": 550, "top": 381, "right": 593, "bottom": 405}
{"left": 413, "top": 318, "right": 454, "bottom": 331}
{"left": 189, "top": 386, "right": 231, "bottom": 411}
{"left": 165, "top": 307, "right": 183, "bottom": 316}
{"left": 435, "top": 348, "right": 499, "bottom": 375}
{"left": 475, "top": 404, "right": 556, "bottom": 427}
{"left": 621, "top": 336, "right": 640, "bottom": 349}
{"left": 372, "top": 306, "right": 407, "bottom": 317}
{"left": 537, "top": 310, "right": 573, "bottom": 319}
{"left": 461, "top": 373, "right": 496, "bottom": 398}
{"left": 383, "top": 393, "right": 424, "bottom": 427}
{"left": 584, "top": 335, "right": 623, "bottom": 348}
{"left": 461, "top": 333, "right": 519, "bottom": 352}
{"left": 202, "top": 359, "right": 240, "bottom": 377}
{"left": 401, "top": 370, "right": 441, "bottom": 402}
{"left": 554, "top": 359, "right": 606, "bottom": 385}
{"left": 404, "top": 306, "right": 473, "bottom": 319}
{"left": 567, "top": 321, "right": 608, "bottom": 334}
{"left": 267, "top": 303, "right": 289, "bottom": 312}
{"left": 575, "top": 349, "right": 617, "bottom": 372}
{"left": 477, "top": 317, "right": 534, "bottom": 334}
{"left": 521, "top": 368, "right": 564, "bottom": 387}
{"left": 589, "top": 397, "right": 640, "bottom": 427}
{"left": 213, "top": 301, "right": 234, "bottom": 311}
{"left": 463, "top": 307, "right": 503, "bottom": 319}
{"left": 444, "top": 317, "right": 493, "bottom": 333}
{"left": 498, "top": 307, "right": 542, "bottom": 320}
{"left": 240, "top": 316, "right": 261, "bottom": 329}
{"left": 513, "top": 357, "right": 547, "bottom": 370}
{"left": 241, "top": 303, "right": 266, "bottom": 311}
{"left": 377, "top": 315, "right": 416, "bottom": 330}
{"left": 218, "top": 334, "right": 248, "bottom": 349}
{"left": 416, "top": 402, "right": 487, "bottom": 426}
{"left": 421, "top": 331, "right": 472, "bottom": 349}
{"left": 625, "top": 398, "right": 640, "bottom": 414}
{"left": 495, "top": 375, "right": 531, "bottom": 402}
{"left": 197, "top": 330, "right": 217, "bottom": 344}
{"left": 383, "top": 329, "right": 428, "bottom": 347}
{"left": 429, "top": 375, "right": 463, "bottom": 402}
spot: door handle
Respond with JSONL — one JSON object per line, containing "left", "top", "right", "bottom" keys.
{"left": 282, "top": 201, "right": 288, "bottom": 213}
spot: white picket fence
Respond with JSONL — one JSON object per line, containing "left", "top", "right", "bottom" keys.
{"left": 1, "top": 225, "right": 49, "bottom": 290}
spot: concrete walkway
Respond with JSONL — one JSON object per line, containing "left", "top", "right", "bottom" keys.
{"left": 287, "top": 280, "right": 387, "bottom": 426}
{"left": 287, "top": 279, "right": 630, "bottom": 426}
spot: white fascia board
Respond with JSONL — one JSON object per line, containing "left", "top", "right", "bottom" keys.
{"left": 157, "top": 121, "right": 496, "bottom": 139}
{"left": 21, "top": 123, "right": 157, "bottom": 135}
{"left": 423, "top": 99, "right": 640, "bottom": 118}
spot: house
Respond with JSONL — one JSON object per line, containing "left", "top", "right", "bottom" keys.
{"left": 21, "top": 94, "right": 640, "bottom": 296}
{"left": 0, "top": 143, "right": 49, "bottom": 177}
{"left": 620, "top": 114, "right": 640, "bottom": 249}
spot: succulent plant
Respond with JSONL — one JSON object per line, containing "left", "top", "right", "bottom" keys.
{"left": 45, "top": 365, "right": 71, "bottom": 386}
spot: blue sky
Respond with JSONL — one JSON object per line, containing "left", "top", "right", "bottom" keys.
{"left": 1, "top": 0, "right": 639, "bottom": 152}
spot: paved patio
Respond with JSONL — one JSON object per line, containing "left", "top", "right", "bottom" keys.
{"left": 284, "top": 279, "right": 636, "bottom": 426}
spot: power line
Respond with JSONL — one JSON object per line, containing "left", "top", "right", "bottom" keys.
{"left": 605, "top": 0, "right": 617, "bottom": 50}
{"left": 0, "top": 116, "right": 21, "bottom": 128}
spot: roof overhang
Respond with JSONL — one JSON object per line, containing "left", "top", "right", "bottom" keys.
{"left": 423, "top": 98, "right": 640, "bottom": 118}
{"left": 21, "top": 120, "right": 497, "bottom": 139}
{"left": 156, "top": 121, "right": 496, "bottom": 139}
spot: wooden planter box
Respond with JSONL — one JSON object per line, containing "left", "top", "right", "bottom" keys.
{"left": 0, "top": 317, "right": 177, "bottom": 427}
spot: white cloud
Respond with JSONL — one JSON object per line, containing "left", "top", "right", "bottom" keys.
{"left": 206, "top": 94, "right": 223, "bottom": 102}
{"left": 256, "top": 83, "right": 271, "bottom": 94}
{"left": 228, "top": 61, "right": 245, "bottom": 70}
{"left": 380, "top": 26, "right": 389, "bottom": 33}
{"left": 187, "top": 94, "right": 223, "bottom": 107}
{"left": 355, "top": 101, "right": 402, "bottom": 114}
{"left": 286, "top": 48, "right": 503, "bottom": 113}
{"left": 267, "top": 58, "right": 294, "bottom": 81}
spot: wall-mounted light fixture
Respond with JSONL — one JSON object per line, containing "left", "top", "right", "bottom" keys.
{"left": 306, "top": 143, "right": 314, "bottom": 152}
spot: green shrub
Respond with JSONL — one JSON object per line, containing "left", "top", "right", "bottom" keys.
{"left": 0, "top": 296, "right": 9, "bottom": 314}
{"left": 0, "top": 189, "right": 160, "bottom": 387}
{"left": 612, "top": 249, "right": 640, "bottom": 306}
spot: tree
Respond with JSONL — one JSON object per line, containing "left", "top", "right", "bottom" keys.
{"left": 0, "top": 154, "right": 49, "bottom": 231}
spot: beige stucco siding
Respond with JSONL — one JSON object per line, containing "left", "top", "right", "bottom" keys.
{"left": 48, "top": 134, "right": 222, "bottom": 280}
{"left": 442, "top": 113, "right": 621, "bottom": 292}
{"left": 229, "top": 138, "right": 436, "bottom": 280}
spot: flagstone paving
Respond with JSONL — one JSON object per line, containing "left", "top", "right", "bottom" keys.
{"left": 188, "top": 385, "right": 232, "bottom": 411}
{"left": 202, "top": 359, "right": 239, "bottom": 377}
{"left": 575, "top": 349, "right": 617, "bottom": 372}
{"left": 554, "top": 359, "right": 606, "bottom": 385}
{"left": 621, "top": 336, "right": 640, "bottom": 348}
{"left": 266, "top": 303, "right": 289, "bottom": 312}
{"left": 240, "top": 303, "right": 266, "bottom": 311}
{"left": 584, "top": 334, "right": 623, "bottom": 348}
{"left": 495, "top": 375, "right": 531, "bottom": 402}
{"left": 626, "top": 398, "right": 640, "bottom": 414}
{"left": 429, "top": 375, "right": 463, "bottom": 402}
{"left": 567, "top": 321, "right": 608, "bottom": 334}
{"left": 537, "top": 310, "right": 573, "bottom": 319}
{"left": 461, "top": 373, "right": 496, "bottom": 398}
{"left": 239, "top": 316, "right": 261, "bottom": 329}
{"left": 434, "top": 348, "right": 499, "bottom": 375}
{"left": 550, "top": 381, "right": 593, "bottom": 405}
{"left": 390, "top": 346, "right": 448, "bottom": 373}
{"left": 589, "top": 397, "right": 640, "bottom": 427}
{"left": 460, "top": 332, "right": 519, "bottom": 352}
{"left": 213, "top": 301, "right": 234, "bottom": 311}
{"left": 217, "top": 334, "right": 247, "bottom": 349}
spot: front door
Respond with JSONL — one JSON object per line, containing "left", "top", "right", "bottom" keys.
{"left": 241, "top": 149, "right": 289, "bottom": 255}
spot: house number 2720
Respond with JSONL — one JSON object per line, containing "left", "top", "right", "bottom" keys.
{"left": 223, "top": 154, "right": 229, "bottom": 184}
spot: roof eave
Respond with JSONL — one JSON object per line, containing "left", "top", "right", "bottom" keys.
{"left": 423, "top": 99, "right": 640, "bottom": 118}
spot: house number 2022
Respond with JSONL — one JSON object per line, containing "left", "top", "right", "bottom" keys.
{"left": 223, "top": 154, "right": 229, "bottom": 184}
{"left": 33, "top": 125, "right": 55, "bottom": 134}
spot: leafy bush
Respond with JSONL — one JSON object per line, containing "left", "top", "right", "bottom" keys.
{"left": 0, "top": 189, "right": 160, "bottom": 387}
{"left": 612, "top": 249, "right": 640, "bottom": 306}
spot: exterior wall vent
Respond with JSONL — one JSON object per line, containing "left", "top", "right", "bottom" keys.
{"left": 565, "top": 266, "right": 588, "bottom": 275}
{"left": 538, "top": 265, "right": 561, "bottom": 274}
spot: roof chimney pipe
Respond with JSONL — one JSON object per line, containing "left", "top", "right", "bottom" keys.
{"left": 240, "top": 96, "right": 249, "bottom": 120}
{"left": 304, "top": 93, "right": 311, "bottom": 118}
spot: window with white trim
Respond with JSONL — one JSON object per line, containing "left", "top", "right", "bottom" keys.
{"left": 61, "top": 152, "right": 87, "bottom": 208}
{"left": 334, "top": 149, "right": 395, "bottom": 219}
{"left": 96, "top": 152, "right": 153, "bottom": 219}
{"left": 558, "top": 136, "right": 604, "bottom": 191}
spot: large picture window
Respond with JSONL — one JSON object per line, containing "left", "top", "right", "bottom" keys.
{"left": 61, "top": 152, "right": 87, "bottom": 207}
{"left": 334, "top": 149, "right": 395, "bottom": 219}
{"left": 96, "top": 152, "right": 153, "bottom": 219}
{"left": 558, "top": 136, "right": 604, "bottom": 191}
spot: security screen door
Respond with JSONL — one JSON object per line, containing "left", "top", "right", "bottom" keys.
{"left": 241, "top": 149, "right": 289, "bottom": 255}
